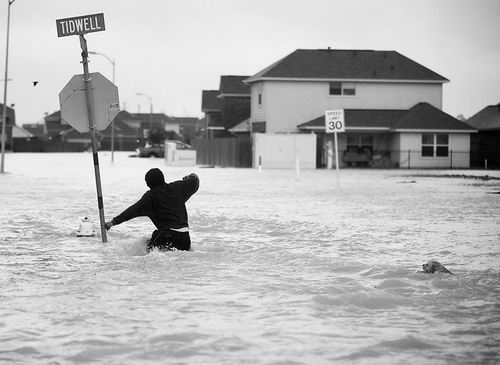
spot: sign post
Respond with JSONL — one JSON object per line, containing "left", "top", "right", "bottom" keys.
{"left": 57, "top": 13, "right": 118, "bottom": 243}
{"left": 325, "top": 109, "right": 345, "bottom": 187}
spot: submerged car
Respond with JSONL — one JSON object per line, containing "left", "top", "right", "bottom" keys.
{"left": 136, "top": 141, "right": 192, "bottom": 158}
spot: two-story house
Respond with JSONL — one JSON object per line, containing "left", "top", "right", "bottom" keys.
{"left": 245, "top": 49, "right": 475, "bottom": 168}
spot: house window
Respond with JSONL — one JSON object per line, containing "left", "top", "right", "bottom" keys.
{"left": 436, "top": 134, "right": 449, "bottom": 157}
{"left": 329, "top": 82, "right": 356, "bottom": 96}
{"left": 329, "top": 82, "right": 342, "bottom": 95}
{"left": 342, "top": 82, "right": 356, "bottom": 95}
{"left": 421, "top": 133, "right": 449, "bottom": 157}
{"left": 252, "top": 121, "right": 266, "bottom": 133}
{"left": 258, "top": 93, "right": 262, "bottom": 106}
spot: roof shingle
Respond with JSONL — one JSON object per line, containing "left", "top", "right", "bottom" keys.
{"left": 465, "top": 103, "right": 500, "bottom": 130}
{"left": 298, "top": 103, "right": 474, "bottom": 132}
{"left": 202, "top": 90, "right": 221, "bottom": 111}
{"left": 248, "top": 49, "right": 448, "bottom": 82}
{"left": 219, "top": 76, "right": 250, "bottom": 95}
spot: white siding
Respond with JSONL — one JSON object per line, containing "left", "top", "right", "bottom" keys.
{"left": 250, "top": 81, "right": 265, "bottom": 122}
{"left": 253, "top": 133, "right": 316, "bottom": 169}
{"left": 396, "top": 132, "right": 470, "bottom": 168}
{"left": 250, "top": 80, "right": 443, "bottom": 133}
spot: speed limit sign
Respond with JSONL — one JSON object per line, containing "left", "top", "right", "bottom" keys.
{"left": 325, "top": 109, "right": 345, "bottom": 133}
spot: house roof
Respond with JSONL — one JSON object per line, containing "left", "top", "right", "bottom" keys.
{"left": 61, "top": 128, "right": 90, "bottom": 140}
{"left": 171, "top": 117, "right": 200, "bottom": 126}
{"left": 247, "top": 49, "right": 449, "bottom": 83}
{"left": 45, "top": 119, "right": 72, "bottom": 137}
{"left": 219, "top": 75, "right": 251, "bottom": 96}
{"left": 202, "top": 90, "right": 221, "bottom": 111}
{"left": 393, "top": 103, "right": 473, "bottom": 131}
{"left": 44, "top": 111, "right": 62, "bottom": 122}
{"left": 298, "top": 103, "right": 475, "bottom": 132}
{"left": 465, "top": 103, "right": 500, "bottom": 130}
{"left": 12, "top": 125, "right": 34, "bottom": 138}
{"left": 100, "top": 111, "right": 142, "bottom": 136}
{"left": 228, "top": 118, "right": 250, "bottom": 133}
{"left": 22, "top": 123, "right": 45, "bottom": 137}
{"left": 134, "top": 113, "right": 175, "bottom": 126}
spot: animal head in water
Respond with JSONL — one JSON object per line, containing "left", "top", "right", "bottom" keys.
{"left": 422, "top": 261, "right": 452, "bottom": 274}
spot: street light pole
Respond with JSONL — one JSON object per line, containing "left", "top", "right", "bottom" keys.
{"left": 1, "top": 0, "right": 16, "bottom": 174}
{"left": 89, "top": 50, "right": 116, "bottom": 162}
{"left": 136, "top": 92, "right": 153, "bottom": 138}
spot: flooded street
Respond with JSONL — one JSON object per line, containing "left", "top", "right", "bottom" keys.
{"left": 1, "top": 152, "right": 499, "bottom": 364}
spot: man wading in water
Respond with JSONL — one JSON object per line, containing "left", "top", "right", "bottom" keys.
{"left": 105, "top": 168, "right": 199, "bottom": 251}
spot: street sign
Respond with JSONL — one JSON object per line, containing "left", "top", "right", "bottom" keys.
{"left": 56, "top": 13, "right": 105, "bottom": 37}
{"left": 59, "top": 72, "right": 119, "bottom": 133}
{"left": 325, "top": 109, "right": 345, "bottom": 133}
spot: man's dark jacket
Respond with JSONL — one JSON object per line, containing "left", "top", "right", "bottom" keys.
{"left": 111, "top": 172, "right": 199, "bottom": 231}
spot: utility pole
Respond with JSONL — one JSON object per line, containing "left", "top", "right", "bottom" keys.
{"left": 1, "top": 0, "right": 16, "bottom": 174}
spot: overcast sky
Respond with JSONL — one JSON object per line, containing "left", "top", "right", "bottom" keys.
{"left": 1, "top": 0, "right": 499, "bottom": 125}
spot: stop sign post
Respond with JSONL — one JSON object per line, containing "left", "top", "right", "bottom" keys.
{"left": 325, "top": 109, "right": 345, "bottom": 186}
{"left": 57, "top": 13, "right": 118, "bottom": 243}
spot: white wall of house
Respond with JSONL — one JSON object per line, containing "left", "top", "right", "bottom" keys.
{"left": 395, "top": 132, "right": 470, "bottom": 168}
{"left": 250, "top": 80, "right": 443, "bottom": 133}
{"left": 253, "top": 133, "right": 316, "bottom": 169}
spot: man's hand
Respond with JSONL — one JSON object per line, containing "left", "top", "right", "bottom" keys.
{"left": 104, "top": 221, "right": 114, "bottom": 231}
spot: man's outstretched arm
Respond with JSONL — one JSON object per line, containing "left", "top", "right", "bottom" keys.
{"left": 105, "top": 193, "right": 152, "bottom": 230}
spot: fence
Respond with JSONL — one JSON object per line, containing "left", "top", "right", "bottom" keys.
{"left": 13, "top": 139, "right": 89, "bottom": 153}
{"left": 340, "top": 150, "right": 471, "bottom": 169}
{"left": 192, "top": 138, "right": 252, "bottom": 167}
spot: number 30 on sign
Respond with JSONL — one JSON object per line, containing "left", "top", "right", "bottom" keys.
{"left": 325, "top": 109, "right": 345, "bottom": 133}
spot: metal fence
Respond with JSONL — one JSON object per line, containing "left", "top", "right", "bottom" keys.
{"left": 341, "top": 150, "right": 471, "bottom": 169}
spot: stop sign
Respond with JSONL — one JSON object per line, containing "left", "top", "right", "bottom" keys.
{"left": 59, "top": 72, "right": 120, "bottom": 133}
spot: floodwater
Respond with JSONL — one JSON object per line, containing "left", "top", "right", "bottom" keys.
{"left": 1, "top": 152, "right": 499, "bottom": 365}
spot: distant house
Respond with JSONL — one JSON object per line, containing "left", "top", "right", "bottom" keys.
{"left": 61, "top": 110, "right": 143, "bottom": 151}
{"left": 0, "top": 103, "right": 16, "bottom": 150}
{"left": 99, "top": 111, "right": 143, "bottom": 150}
{"left": 168, "top": 117, "right": 203, "bottom": 143}
{"left": 134, "top": 113, "right": 173, "bottom": 135}
{"left": 22, "top": 123, "right": 45, "bottom": 138}
{"left": 244, "top": 48, "right": 476, "bottom": 168}
{"left": 200, "top": 76, "right": 251, "bottom": 138}
{"left": 465, "top": 103, "right": 500, "bottom": 168}
{"left": 44, "top": 111, "right": 72, "bottom": 139}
